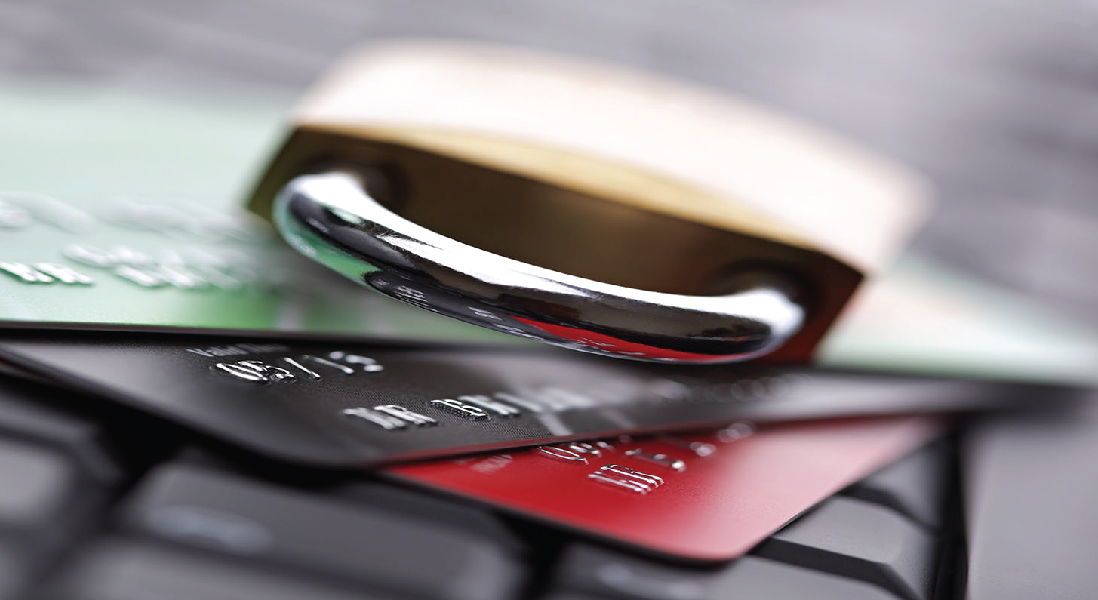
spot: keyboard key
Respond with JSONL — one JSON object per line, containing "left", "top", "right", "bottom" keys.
{"left": 753, "top": 497, "right": 936, "bottom": 600}
{"left": 0, "top": 437, "right": 75, "bottom": 533}
{"left": 964, "top": 406, "right": 1098, "bottom": 600}
{"left": 331, "top": 481, "right": 528, "bottom": 555}
{"left": 711, "top": 557, "right": 906, "bottom": 600}
{"left": 118, "top": 464, "right": 525, "bottom": 600}
{"left": 0, "top": 378, "right": 122, "bottom": 485}
{"left": 0, "top": 544, "right": 26, "bottom": 600}
{"left": 550, "top": 544, "right": 901, "bottom": 600}
{"left": 0, "top": 431, "right": 119, "bottom": 594}
{"left": 550, "top": 543, "right": 715, "bottom": 600}
{"left": 46, "top": 538, "right": 390, "bottom": 600}
{"left": 844, "top": 441, "right": 948, "bottom": 529}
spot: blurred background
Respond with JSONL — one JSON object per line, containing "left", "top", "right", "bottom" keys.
{"left": 1, "top": 0, "right": 1096, "bottom": 327}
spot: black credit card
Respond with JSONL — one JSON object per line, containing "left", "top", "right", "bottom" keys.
{"left": 0, "top": 330, "right": 1081, "bottom": 468}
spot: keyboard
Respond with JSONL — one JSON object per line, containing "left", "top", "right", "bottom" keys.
{"left": 0, "top": 366, "right": 1051, "bottom": 600}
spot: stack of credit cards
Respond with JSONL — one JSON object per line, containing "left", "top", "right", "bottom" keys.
{"left": 0, "top": 327, "right": 1068, "bottom": 563}
{"left": 0, "top": 82, "right": 1094, "bottom": 568}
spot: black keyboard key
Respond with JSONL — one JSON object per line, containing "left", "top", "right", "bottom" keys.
{"left": 0, "top": 378, "right": 121, "bottom": 485}
{"left": 0, "top": 544, "right": 26, "bottom": 600}
{"left": 46, "top": 538, "right": 390, "bottom": 600}
{"left": 549, "top": 543, "right": 902, "bottom": 600}
{"left": 0, "top": 437, "right": 75, "bottom": 534}
{"left": 549, "top": 543, "right": 714, "bottom": 600}
{"left": 169, "top": 441, "right": 523, "bottom": 554}
{"left": 332, "top": 481, "right": 528, "bottom": 555}
{"left": 710, "top": 557, "right": 907, "bottom": 600}
{"left": 118, "top": 464, "right": 525, "bottom": 600}
{"left": 963, "top": 405, "right": 1098, "bottom": 600}
{"left": 753, "top": 497, "right": 936, "bottom": 600}
{"left": 844, "top": 441, "right": 948, "bottom": 529}
{"left": 0, "top": 434, "right": 115, "bottom": 596}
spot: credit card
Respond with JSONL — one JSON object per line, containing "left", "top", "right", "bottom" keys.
{"left": 0, "top": 173, "right": 515, "bottom": 344}
{"left": 0, "top": 82, "right": 512, "bottom": 345}
{"left": 389, "top": 415, "right": 943, "bottom": 562}
{"left": 0, "top": 330, "right": 1077, "bottom": 467}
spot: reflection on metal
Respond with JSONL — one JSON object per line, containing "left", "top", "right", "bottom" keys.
{"left": 274, "top": 171, "right": 804, "bottom": 363}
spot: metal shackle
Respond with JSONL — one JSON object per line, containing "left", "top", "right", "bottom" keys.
{"left": 274, "top": 170, "right": 805, "bottom": 364}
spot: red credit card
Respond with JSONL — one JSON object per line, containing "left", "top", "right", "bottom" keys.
{"left": 388, "top": 416, "right": 943, "bottom": 562}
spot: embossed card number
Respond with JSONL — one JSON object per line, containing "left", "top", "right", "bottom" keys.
{"left": 0, "top": 332, "right": 1047, "bottom": 468}
{"left": 196, "top": 340, "right": 804, "bottom": 438}
{"left": 389, "top": 416, "right": 944, "bottom": 562}
{"left": 534, "top": 424, "right": 754, "bottom": 492}
{"left": 210, "top": 350, "right": 383, "bottom": 383}
{"left": 531, "top": 430, "right": 746, "bottom": 494}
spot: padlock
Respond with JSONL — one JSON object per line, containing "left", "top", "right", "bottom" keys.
{"left": 244, "top": 41, "right": 930, "bottom": 364}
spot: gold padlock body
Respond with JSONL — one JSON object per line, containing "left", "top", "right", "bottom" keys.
{"left": 246, "top": 42, "right": 930, "bottom": 362}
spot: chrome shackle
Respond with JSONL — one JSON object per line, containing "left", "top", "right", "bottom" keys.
{"left": 275, "top": 171, "right": 805, "bottom": 364}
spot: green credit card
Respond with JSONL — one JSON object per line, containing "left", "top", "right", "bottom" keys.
{"left": 2, "top": 80, "right": 1097, "bottom": 384}
{"left": 0, "top": 81, "right": 513, "bottom": 344}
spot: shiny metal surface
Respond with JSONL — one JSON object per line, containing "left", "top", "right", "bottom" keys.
{"left": 273, "top": 171, "right": 804, "bottom": 363}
